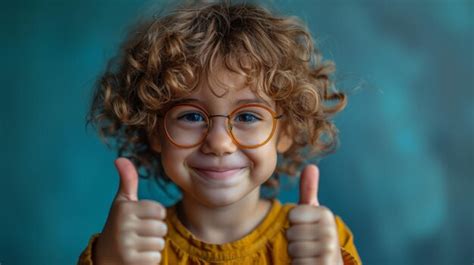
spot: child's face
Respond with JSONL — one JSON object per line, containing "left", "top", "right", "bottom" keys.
{"left": 152, "top": 65, "right": 291, "bottom": 207}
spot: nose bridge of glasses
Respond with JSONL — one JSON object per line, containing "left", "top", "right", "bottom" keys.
{"left": 207, "top": 114, "right": 232, "bottom": 131}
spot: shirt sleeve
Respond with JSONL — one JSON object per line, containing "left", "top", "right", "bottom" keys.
{"left": 335, "top": 216, "right": 362, "bottom": 265}
{"left": 77, "top": 233, "right": 100, "bottom": 265}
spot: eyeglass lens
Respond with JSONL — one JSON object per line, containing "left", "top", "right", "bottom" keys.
{"left": 164, "top": 105, "right": 275, "bottom": 147}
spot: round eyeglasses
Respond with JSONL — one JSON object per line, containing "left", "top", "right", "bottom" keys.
{"left": 160, "top": 103, "right": 283, "bottom": 149}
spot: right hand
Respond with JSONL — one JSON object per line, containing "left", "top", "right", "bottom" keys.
{"left": 94, "top": 157, "right": 167, "bottom": 265}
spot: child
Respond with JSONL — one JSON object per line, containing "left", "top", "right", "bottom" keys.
{"left": 78, "top": 1, "right": 361, "bottom": 264}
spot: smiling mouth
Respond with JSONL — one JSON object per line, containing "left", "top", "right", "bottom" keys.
{"left": 191, "top": 167, "right": 245, "bottom": 180}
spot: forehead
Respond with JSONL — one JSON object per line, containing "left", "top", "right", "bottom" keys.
{"left": 176, "top": 87, "right": 275, "bottom": 110}
{"left": 176, "top": 62, "right": 276, "bottom": 110}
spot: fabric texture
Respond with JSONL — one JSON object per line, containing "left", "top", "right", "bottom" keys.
{"left": 78, "top": 199, "right": 362, "bottom": 264}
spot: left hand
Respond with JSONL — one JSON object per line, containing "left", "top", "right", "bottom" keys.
{"left": 286, "top": 164, "right": 344, "bottom": 265}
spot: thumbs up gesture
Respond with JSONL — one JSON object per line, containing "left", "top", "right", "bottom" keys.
{"left": 286, "top": 165, "right": 344, "bottom": 265}
{"left": 94, "top": 158, "right": 167, "bottom": 265}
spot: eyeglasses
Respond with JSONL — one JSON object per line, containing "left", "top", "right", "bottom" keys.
{"left": 160, "top": 103, "right": 283, "bottom": 149}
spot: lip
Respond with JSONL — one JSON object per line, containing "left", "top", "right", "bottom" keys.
{"left": 191, "top": 167, "right": 245, "bottom": 180}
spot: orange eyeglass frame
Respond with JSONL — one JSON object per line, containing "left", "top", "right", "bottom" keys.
{"left": 160, "top": 103, "right": 283, "bottom": 149}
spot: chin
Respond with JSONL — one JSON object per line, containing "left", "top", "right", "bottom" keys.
{"left": 196, "top": 190, "right": 247, "bottom": 207}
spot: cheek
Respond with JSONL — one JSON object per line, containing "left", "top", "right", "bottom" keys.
{"left": 157, "top": 128, "right": 180, "bottom": 168}
{"left": 159, "top": 142, "right": 189, "bottom": 178}
{"left": 246, "top": 144, "right": 278, "bottom": 178}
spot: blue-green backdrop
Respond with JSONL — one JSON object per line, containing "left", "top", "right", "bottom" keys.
{"left": 1, "top": 0, "right": 472, "bottom": 264}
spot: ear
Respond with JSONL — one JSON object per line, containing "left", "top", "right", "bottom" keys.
{"left": 276, "top": 124, "right": 293, "bottom": 153}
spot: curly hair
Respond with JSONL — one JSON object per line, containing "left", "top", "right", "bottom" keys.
{"left": 86, "top": 0, "right": 347, "bottom": 196}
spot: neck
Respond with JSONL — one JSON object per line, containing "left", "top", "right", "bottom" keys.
{"left": 177, "top": 188, "right": 271, "bottom": 244}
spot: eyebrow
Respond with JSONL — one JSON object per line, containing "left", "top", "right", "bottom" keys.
{"left": 175, "top": 98, "right": 274, "bottom": 108}
{"left": 235, "top": 98, "right": 273, "bottom": 108}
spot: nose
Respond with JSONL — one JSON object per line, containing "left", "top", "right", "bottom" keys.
{"left": 200, "top": 116, "right": 237, "bottom": 156}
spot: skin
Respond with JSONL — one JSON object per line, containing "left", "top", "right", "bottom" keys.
{"left": 93, "top": 66, "right": 344, "bottom": 264}
{"left": 287, "top": 165, "right": 344, "bottom": 265}
{"left": 94, "top": 158, "right": 167, "bottom": 265}
{"left": 152, "top": 68, "right": 290, "bottom": 244}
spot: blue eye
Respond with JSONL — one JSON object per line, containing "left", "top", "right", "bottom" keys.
{"left": 235, "top": 113, "right": 261, "bottom": 123}
{"left": 178, "top": 112, "right": 205, "bottom": 122}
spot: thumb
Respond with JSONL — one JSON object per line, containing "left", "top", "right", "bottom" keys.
{"left": 114, "top": 157, "right": 139, "bottom": 202}
{"left": 298, "top": 164, "right": 320, "bottom": 206}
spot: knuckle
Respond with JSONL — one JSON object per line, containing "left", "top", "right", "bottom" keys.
{"left": 143, "top": 220, "right": 167, "bottom": 236}
{"left": 157, "top": 237, "right": 166, "bottom": 251}
{"left": 117, "top": 201, "right": 136, "bottom": 217}
{"left": 140, "top": 200, "right": 166, "bottom": 219}
{"left": 157, "top": 252, "right": 162, "bottom": 263}
{"left": 132, "top": 251, "right": 161, "bottom": 265}
{"left": 288, "top": 207, "right": 299, "bottom": 222}
{"left": 139, "top": 199, "right": 157, "bottom": 209}
{"left": 318, "top": 205, "right": 329, "bottom": 214}
{"left": 147, "top": 251, "right": 162, "bottom": 264}
{"left": 287, "top": 224, "right": 319, "bottom": 242}
{"left": 318, "top": 205, "right": 329, "bottom": 211}
{"left": 319, "top": 226, "right": 335, "bottom": 239}
{"left": 159, "top": 221, "right": 168, "bottom": 235}
{"left": 288, "top": 242, "right": 304, "bottom": 257}
{"left": 118, "top": 216, "right": 136, "bottom": 231}
{"left": 322, "top": 241, "right": 338, "bottom": 254}
{"left": 287, "top": 242, "right": 296, "bottom": 255}
{"left": 289, "top": 205, "right": 313, "bottom": 223}
{"left": 121, "top": 233, "right": 136, "bottom": 249}
{"left": 291, "top": 258, "right": 315, "bottom": 265}
{"left": 286, "top": 226, "right": 296, "bottom": 240}
{"left": 319, "top": 206, "right": 334, "bottom": 220}
{"left": 159, "top": 205, "right": 167, "bottom": 219}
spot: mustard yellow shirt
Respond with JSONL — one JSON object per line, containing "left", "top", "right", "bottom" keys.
{"left": 78, "top": 199, "right": 361, "bottom": 264}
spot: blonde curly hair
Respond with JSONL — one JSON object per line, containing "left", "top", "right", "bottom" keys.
{"left": 86, "top": 0, "right": 347, "bottom": 196}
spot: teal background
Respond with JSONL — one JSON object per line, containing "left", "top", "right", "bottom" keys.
{"left": 1, "top": 0, "right": 472, "bottom": 264}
